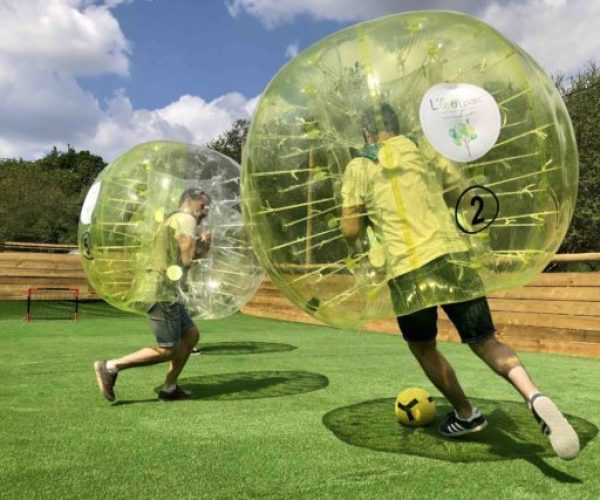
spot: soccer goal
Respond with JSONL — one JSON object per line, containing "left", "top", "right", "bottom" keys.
{"left": 25, "top": 287, "right": 80, "bottom": 321}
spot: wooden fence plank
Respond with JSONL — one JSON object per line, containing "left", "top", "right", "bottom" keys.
{"left": 241, "top": 272, "right": 600, "bottom": 358}
{"left": 489, "top": 287, "right": 599, "bottom": 302}
{"left": 487, "top": 298, "right": 600, "bottom": 316}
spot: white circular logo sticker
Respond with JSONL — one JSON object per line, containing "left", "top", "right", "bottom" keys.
{"left": 80, "top": 181, "right": 101, "bottom": 225}
{"left": 419, "top": 83, "right": 501, "bottom": 162}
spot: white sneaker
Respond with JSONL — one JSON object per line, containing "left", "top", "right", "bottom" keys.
{"left": 530, "top": 393, "right": 579, "bottom": 460}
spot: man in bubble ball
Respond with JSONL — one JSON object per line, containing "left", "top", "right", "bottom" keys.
{"left": 340, "top": 103, "right": 579, "bottom": 460}
{"left": 94, "top": 188, "right": 211, "bottom": 402}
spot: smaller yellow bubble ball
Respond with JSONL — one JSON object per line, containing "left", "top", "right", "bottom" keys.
{"left": 78, "top": 141, "right": 263, "bottom": 319}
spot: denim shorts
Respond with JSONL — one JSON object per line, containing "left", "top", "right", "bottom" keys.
{"left": 146, "top": 302, "right": 195, "bottom": 348}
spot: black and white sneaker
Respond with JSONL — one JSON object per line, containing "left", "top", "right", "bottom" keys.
{"left": 530, "top": 393, "right": 579, "bottom": 460}
{"left": 438, "top": 408, "right": 488, "bottom": 437}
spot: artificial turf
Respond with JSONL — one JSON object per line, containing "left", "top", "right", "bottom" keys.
{"left": 1, "top": 303, "right": 599, "bottom": 499}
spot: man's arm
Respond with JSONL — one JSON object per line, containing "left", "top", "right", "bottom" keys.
{"left": 340, "top": 205, "right": 366, "bottom": 240}
{"left": 178, "top": 234, "right": 195, "bottom": 268}
{"left": 193, "top": 230, "right": 212, "bottom": 259}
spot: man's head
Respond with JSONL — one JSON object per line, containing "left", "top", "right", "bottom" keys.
{"left": 361, "top": 102, "right": 400, "bottom": 143}
{"left": 179, "top": 188, "right": 211, "bottom": 220}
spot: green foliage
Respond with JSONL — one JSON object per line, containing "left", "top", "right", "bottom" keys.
{"left": 1, "top": 58, "right": 599, "bottom": 257}
{"left": 207, "top": 119, "right": 249, "bottom": 164}
{"left": 550, "top": 63, "right": 600, "bottom": 270}
{"left": 0, "top": 146, "right": 106, "bottom": 243}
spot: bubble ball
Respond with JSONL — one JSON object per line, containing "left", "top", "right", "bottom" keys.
{"left": 78, "top": 141, "right": 263, "bottom": 319}
{"left": 242, "top": 11, "right": 578, "bottom": 328}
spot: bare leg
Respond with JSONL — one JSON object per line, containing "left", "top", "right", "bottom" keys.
{"left": 468, "top": 335, "right": 539, "bottom": 400}
{"left": 113, "top": 346, "right": 173, "bottom": 371}
{"left": 408, "top": 340, "right": 473, "bottom": 418}
{"left": 165, "top": 326, "right": 199, "bottom": 386}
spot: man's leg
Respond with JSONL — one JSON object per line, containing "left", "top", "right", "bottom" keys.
{"left": 165, "top": 325, "right": 199, "bottom": 386}
{"left": 93, "top": 302, "right": 179, "bottom": 402}
{"left": 468, "top": 335, "right": 538, "bottom": 399}
{"left": 158, "top": 305, "right": 199, "bottom": 401}
{"left": 469, "top": 335, "right": 579, "bottom": 459}
{"left": 397, "top": 306, "right": 486, "bottom": 436}
{"left": 446, "top": 295, "right": 580, "bottom": 460}
{"left": 408, "top": 340, "right": 473, "bottom": 418}
{"left": 113, "top": 346, "right": 173, "bottom": 370}
{"left": 94, "top": 346, "right": 173, "bottom": 402}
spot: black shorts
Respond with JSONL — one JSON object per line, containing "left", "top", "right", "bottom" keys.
{"left": 388, "top": 252, "right": 495, "bottom": 343}
{"left": 396, "top": 296, "right": 496, "bottom": 344}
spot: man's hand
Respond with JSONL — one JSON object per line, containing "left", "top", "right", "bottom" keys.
{"left": 193, "top": 231, "right": 212, "bottom": 259}
{"left": 340, "top": 205, "right": 366, "bottom": 240}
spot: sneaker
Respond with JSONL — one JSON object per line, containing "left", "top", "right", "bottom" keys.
{"left": 438, "top": 409, "right": 488, "bottom": 437}
{"left": 190, "top": 347, "right": 202, "bottom": 355}
{"left": 158, "top": 385, "right": 192, "bottom": 402}
{"left": 530, "top": 393, "right": 579, "bottom": 460}
{"left": 93, "top": 360, "right": 118, "bottom": 402}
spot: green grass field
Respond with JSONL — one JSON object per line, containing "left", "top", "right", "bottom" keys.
{"left": 1, "top": 302, "right": 599, "bottom": 499}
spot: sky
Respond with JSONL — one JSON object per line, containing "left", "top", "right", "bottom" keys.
{"left": 0, "top": 0, "right": 598, "bottom": 162}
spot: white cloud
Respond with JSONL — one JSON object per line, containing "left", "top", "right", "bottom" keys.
{"left": 481, "top": 0, "right": 600, "bottom": 76}
{"left": 0, "top": 0, "right": 257, "bottom": 162}
{"left": 225, "top": 0, "right": 488, "bottom": 27}
{"left": 76, "top": 91, "right": 259, "bottom": 161}
{"left": 0, "top": 0, "right": 130, "bottom": 76}
{"left": 226, "top": 0, "right": 599, "bottom": 75}
{"left": 285, "top": 42, "right": 299, "bottom": 59}
{"left": 0, "top": 0, "right": 127, "bottom": 159}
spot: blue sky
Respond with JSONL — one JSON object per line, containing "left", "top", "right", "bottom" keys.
{"left": 0, "top": 0, "right": 598, "bottom": 161}
{"left": 81, "top": 1, "right": 345, "bottom": 109}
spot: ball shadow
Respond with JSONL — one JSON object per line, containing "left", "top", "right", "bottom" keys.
{"left": 323, "top": 397, "right": 597, "bottom": 466}
{"left": 194, "top": 341, "right": 297, "bottom": 356}
{"left": 159, "top": 370, "right": 328, "bottom": 401}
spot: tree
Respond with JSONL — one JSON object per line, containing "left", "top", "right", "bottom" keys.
{"left": 551, "top": 63, "right": 600, "bottom": 270}
{"left": 0, "top": 147, "right": 106, "bottom": 244}
{"left": 207, "top": 119, "right": 249, "bottom": 164}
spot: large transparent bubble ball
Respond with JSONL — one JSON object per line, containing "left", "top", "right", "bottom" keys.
{"left": 79, "top": 141, "right": 263, "bottom": 319}
{"left": 242, "top": 11, "right": 578, "bottom": 329}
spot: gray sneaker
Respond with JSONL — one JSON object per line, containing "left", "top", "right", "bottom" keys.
{"left": 530, "top": 393, "right": 579, "bottom": 460}
{"left": 158, "top": 385, "right": 192, "bottom": 402}
{"left": 93, "top": 360, "right": 118, "bottom": 402}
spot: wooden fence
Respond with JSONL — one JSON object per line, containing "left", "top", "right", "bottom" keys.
{"left": 242, "top": 273, "right": 600, "bottom": 358}
{"left": 0, "top": 252, "right": 96, "bottom": 300}
{"left": 1, "top": 250, "right": 598, "bottom": 358}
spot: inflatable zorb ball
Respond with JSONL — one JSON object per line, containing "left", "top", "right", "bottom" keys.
{"left": 79, "top": 141, "right": 263, "bottom": 318}
{"left": 242, "top": 11, "right": 578, "bottom": 328}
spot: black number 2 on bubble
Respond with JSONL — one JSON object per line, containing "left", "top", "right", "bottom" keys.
{"left": 470, "top": 195, "right": 485, "bottom": 225}
{"left": 455, "top": 185, "right": 499, "bottom": 234}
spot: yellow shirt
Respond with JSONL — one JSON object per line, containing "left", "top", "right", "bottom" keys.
{"left": 341, "top": 135, "right": 468, "bottom": 278}
{"left": 134, "top": 211, "right": 198, "bottom": 304}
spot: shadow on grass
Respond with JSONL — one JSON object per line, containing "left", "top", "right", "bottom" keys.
{"left": 323, "top": 397, "right": 597, "bottom": 481}
{"left": 178, "top": 370, "right": 328, "bottom": 400}
{"left": 114, "top": 370, "right": 328, "bottom": 406}
{"left": 194, "top": 341, "right": 297, "bottom": 356}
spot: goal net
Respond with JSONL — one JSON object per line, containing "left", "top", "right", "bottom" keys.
{"left": 26, "top": 287, "right": 80, "bottom": 321}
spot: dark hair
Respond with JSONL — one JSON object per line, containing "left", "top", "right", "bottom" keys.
{"left": 179, "top": 188, "right": 210, "bottom": 206}
{"left": 361, "top": 103, "right": 400, "bottom": 137}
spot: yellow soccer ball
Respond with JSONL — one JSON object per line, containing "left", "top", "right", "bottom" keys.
{"left": 394, "top": 388, "right": 436, "bottom": 427}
